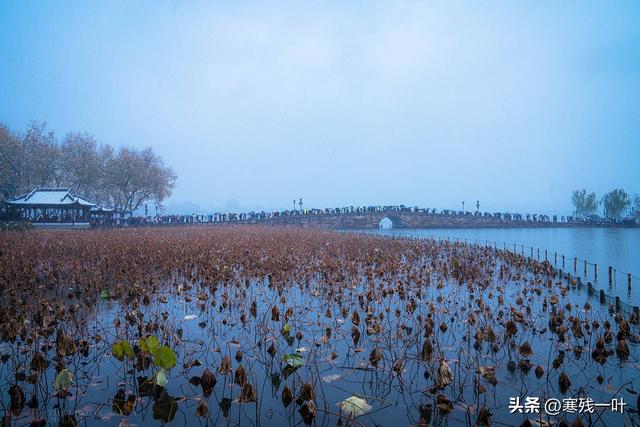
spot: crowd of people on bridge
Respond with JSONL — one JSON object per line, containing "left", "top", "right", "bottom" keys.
{"left": 107, "top": 204, "right": 635, "bottom": 227}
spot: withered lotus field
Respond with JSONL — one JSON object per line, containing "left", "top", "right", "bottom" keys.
{"left": 0, "top": 226, "right": 638, "bottom": 426}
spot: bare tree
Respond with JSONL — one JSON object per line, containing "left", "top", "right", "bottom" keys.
{"left": 632, "top": 194, "right": 640, "bottom": 219}
{"left": 601, "top": 188, "right": 631, "bottom": 220}
{"left": 103, "top": 147, "right": 176, "bottom": 216}
{"left": 22, "top": 121, "right": 60, "bottom": 190}
{"left": 0, "top": 124, "right": 24, "bottom": 197}
{"left": 570, "top": 189, "right": 598, "bottom": 218}
{"left": 59, "top": 132, "right": 108, "bottom": 201}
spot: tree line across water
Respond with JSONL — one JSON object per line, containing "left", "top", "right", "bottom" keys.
{"left": 0, "top": 121, "right": 176, "bottom": 214}
{"left": 571, "top": 189, "right": 639, "bottom": 220}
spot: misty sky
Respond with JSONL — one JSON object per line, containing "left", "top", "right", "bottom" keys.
{"left": 1, "top": 1, "right": 639, "bottom": 215}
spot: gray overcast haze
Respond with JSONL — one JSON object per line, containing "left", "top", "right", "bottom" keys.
{"left": 1, "top": 1, "right": 639, "bottom": 215}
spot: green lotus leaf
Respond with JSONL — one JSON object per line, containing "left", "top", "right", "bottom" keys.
{"left": 283, "top": 353, "right": 304, "bottom": 368}
{"left": 53, "top": 368, "right": 74, "bottom": 391}
{"left": 153, "top": 345, "right": 177, "bottom": 370}
{"left": 112, "top": 340, "right": 134, "bottom": 361}
{"left": 138, "top": 336, "right": 161, "bottom": 355}
{"left": 281, "top": 323, "right": 291, "bottom": 336}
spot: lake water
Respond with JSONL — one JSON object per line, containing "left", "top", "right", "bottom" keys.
{"left": 2, "top": 227, "right": 639, "bottom": 427}
{"left": 367, "top": 227, "right": 640, "bottom": 306}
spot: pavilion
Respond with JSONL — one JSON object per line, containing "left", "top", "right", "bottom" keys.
{"left": 4, "top": 187, "right": 98, "bottom": 225}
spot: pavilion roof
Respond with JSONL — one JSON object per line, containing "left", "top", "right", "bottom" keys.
{"left": 6, "top": 188, "right": 96, "bottom": 207}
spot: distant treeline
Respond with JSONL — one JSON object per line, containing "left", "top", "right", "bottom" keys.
{"left": 571, "top": 189, "right": 639, "bottom": 220}
{"left": 0, "top": 121, "right": 176, "bottom": 214}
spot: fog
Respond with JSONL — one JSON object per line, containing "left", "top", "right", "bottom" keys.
{"left": 1, "top": 1, "right": 639, "bottom": 215}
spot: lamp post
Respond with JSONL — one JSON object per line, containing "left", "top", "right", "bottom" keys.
{"left": 462, "top": 201, "right": 465, "bottom": 213}
{"left": 476, "top": 200, "right": 480, "bottom": 212}
{"left": 293, "top": 200, "right": 296, "bottom": 211}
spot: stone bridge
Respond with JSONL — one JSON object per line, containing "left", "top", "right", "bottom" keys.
{"left": 234, "top": 211, "right": 569, "bottom": 229}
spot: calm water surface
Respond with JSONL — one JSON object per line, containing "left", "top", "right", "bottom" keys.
{"left": 367, "top": 227, "right": 640, "bottom": 305}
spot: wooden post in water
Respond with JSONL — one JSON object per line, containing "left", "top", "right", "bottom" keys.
{"left": 537, "top": 248, "right": 540, "bottom": 260}
{"left": 513, "top": 243, "right": 516, "bottom": 253}
{"left": 530, "top": 246, "right": 533, "bottom": 258}
{"left": 599, "top": 289, "right": 605, "bottom": 304}
{"left": 608, "top": 266, "right": 613, "bottom": 286}
{"left": 629, "top": 273, "right": 632, "bottom": 291}
{"left": 584, "top": 260, "right": 587, "bottom": 276}
{"left": 615, "top": 296, "right": 621, "bottom": 312}
{"left": 544, "top": 249, "right": 547, "bottom": 261}
{"left": 562, "top": 254, "right": 565, "bottom": 269}
{"left": 554, "top": 252, "right": 557, "bottom": 266}
{"left": 573, "top": 258, "right": 577, "bottom": 273}
{"left": 594, "top": 264, "right": 598, "bottom": 280}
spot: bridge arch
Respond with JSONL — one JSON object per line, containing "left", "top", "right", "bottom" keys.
{"left": 379, "top": 217, "right": 393, "bottom": 229}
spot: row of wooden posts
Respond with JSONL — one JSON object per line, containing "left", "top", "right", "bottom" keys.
{"left": 448, "top": 237, "right": 638, "bottom": 316}
{"left": 449, "top": 237, "right": 634, "bottom": 291}
{"left": 487, "top": 240, "right": 633, "bottom": 291}
{"left": 517, "top": 243, "right": 636, "bottom": 316}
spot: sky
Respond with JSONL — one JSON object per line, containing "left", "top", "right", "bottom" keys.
{"left": 1, "top": 1, "right": 639, "bottom": 215}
